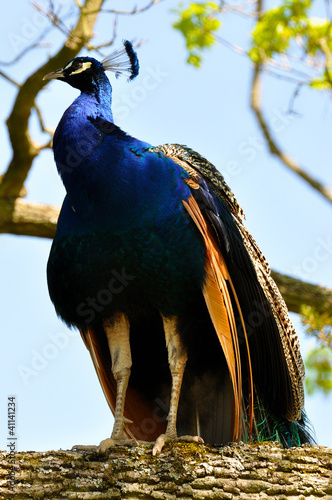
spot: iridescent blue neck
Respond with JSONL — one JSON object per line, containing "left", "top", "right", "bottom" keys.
{"left": 53, "top": 71, "right": 114, "bottom": 200}
{"left": 80, "top": 71, "right": 113, "bottom": 122}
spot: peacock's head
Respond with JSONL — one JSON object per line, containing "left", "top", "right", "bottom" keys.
{"left": 43, "top": 40, "right": 139, "bottom": 91}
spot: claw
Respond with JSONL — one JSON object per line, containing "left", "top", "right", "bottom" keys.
{"left": 123, "top": 417, "right": 133, "bottom": 425}
{"left": 97, "top": 437, "right": 135, "bottom": 452}
{"left": 178, "top": 435, "right": 204, "bottom": 444}
{"left": 152, "top": 434, "right": 167, "bottom": 456}
{"left": 71, "top": 444, "right": 98, "bottom": 451}
{"left": 152, "top": 434, "right": 204, "bottom": 456}
{"left": 72, "top": 437, "right": 148, "bottom": 453}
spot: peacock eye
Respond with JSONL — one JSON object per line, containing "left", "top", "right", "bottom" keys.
{"left": 71, "top": 61, "right": 82, "bottom": 70}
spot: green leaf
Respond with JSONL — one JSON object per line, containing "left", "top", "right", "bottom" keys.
{"left": 310, "top": 78, "right": 332, "bottom": 90}
{"left": 173, "top": 2, "right": 221, "bottom": 66}
{"left": 187, "top": 53, "right": 202, "bottom": 67}
{"left": 249, "top": 0, "right": 312, "bottom": 63}
{"left": 305, "top": 347, "right": 332, "bottom": 395}
{"left": 300, "top": 305, "right": 332, "bottom": 395}
{"left": 300, "top": 304, "right": 332, "bottom": 347}
{"left": 173, "top": 0, "right": 332, "bottom": 90}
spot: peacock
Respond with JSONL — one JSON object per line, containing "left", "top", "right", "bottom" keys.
{"left": 44, "top": 41, "right": 313, "bottom": 454}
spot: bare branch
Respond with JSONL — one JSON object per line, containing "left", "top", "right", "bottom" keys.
{"left": 216, "top": 35, "right": 247, "bottom": 56}
{"left": 0, "top": 70, "right": 20, "bottom": 87}
{"left": 261, "top": 56, "right": 313, "bottom": 81}
{"left": 33, "top": 102, "right": 54, "bottom": 136}
{"left": 33, "top": 1, "right": 72, "bottom": 37}
{"left": 250, "top": 64, "right": 332, "bottom": 205}
{"left": 287, "top": 84, "right": 303, "bottom": 115}
{"left": 263, "top": 67, "right": 308, "bottom": 85}
{"left": 99, "top": 0, "right": 163, "bottom": 16}
{"left": 38, "top": 139, "right": 53, "bottom": 151}
{"left": 219, "top": 0, "right": 260, "bottom": 18}
{"left": 0, "top": 39, "right": 51, "bottom": 67}
{"left": 86, "top": 15, "right": 118, "bottom": 55}
{"left": 217, "top": 0, "right": 332, "bottom": 205}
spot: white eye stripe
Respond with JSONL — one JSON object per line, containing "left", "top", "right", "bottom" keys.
{"left": 64, "top": 60, "right": 74, "bottom": 70}
{"left": 70, "top": 61, "right": 92, "bottom": 75}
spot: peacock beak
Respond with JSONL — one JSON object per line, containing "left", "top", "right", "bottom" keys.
{"left": 43, "top": 68, "right": 65, "bottom": 81}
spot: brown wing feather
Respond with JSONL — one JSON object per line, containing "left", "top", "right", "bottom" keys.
{"left": 183, "top": 195, "right": 254, "bottom": 440}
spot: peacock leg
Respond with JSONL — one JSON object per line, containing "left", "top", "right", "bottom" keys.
{"left": 152, "top": 314, "right": 204, "bottom": 456}
{"left": 96, "top": 313, "right": 135, "bottom": 452}
{"left": 72, "top": 312, "right": 135, "bottom": 452}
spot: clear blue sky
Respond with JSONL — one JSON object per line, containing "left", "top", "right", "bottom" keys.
{"left": 1, "top": 0, "right": 331, "bottom": 451}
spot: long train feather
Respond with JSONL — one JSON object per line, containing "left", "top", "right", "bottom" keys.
{"left": 183, "top": 195, "right": 255, "bottom": 440}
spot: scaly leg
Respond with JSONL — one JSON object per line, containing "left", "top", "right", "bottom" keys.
{"left": 152, "top": 314, "right": 203, "bottom": 455}
{"left": 97, "top": 313, "right": 134, "bottom": 452}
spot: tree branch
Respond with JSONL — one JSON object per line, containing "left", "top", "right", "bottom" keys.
{"left": 0, "top": 35, "right": 52, "bottom": 67}
{"left": 0, "top": 0, "right": 107, "bottom": 200}
{"left": 33, "top": 102, "right": 54, "bottom": 138}
{"left": 271, "top": 271, "right": 332, "bottom": 316}
{"left": 99, "top": 0, "right": 163, "bottom": 16}
{"left": 0, "top": 70, "right": 20, "bottom": 87}
{"left": 0, "top": 199, "right": 58, "bottom": 238}
{"left": 249, "top": 0, "right": 332, "bottom": 206}
{"left": 250, "top": 63, "right": 332, "bottom": 206}
{"left": 1, "top": 443, "right": 331, "bottom": 498}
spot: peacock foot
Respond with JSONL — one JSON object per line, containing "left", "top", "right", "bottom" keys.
{"left": 72, "top": 437, "right": 150, "bottom": 453}
{"left": 152, "top": 433, "right": 204, "bottom": 456}
{"left": 97, "top": 437, "right": 138, "bottom": 452}
{"left": 72, "top": 417, "right": 145, "bottom": 453}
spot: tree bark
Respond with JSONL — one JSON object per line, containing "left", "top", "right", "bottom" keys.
{"left": 1, "top": 442, "right": 331, "bottom": 499}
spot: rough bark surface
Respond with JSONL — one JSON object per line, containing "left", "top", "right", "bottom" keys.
{"left": 1, "top": 442, "right": 331, "bottom": 499}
